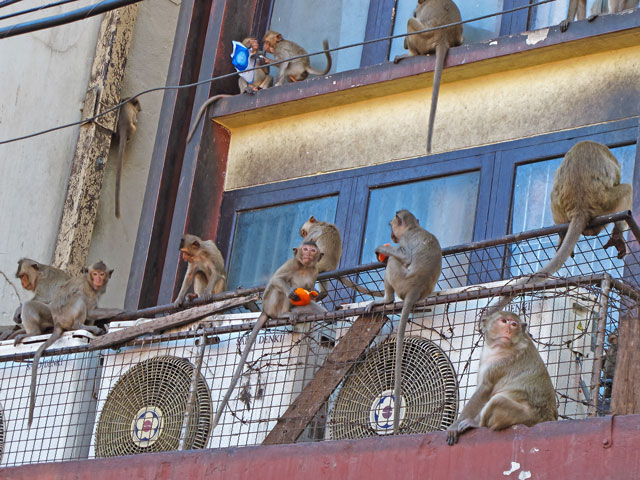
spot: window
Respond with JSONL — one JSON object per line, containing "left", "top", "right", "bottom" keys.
{"left": 361, "top": 172, "right": 480, "bottom": 263}
{"left": 227, "top": 196, "right": 339, "bottom": 289}
{"left": 267, "top": 0, "right": 546, "bottom": 73}
{"left": 510, "top": 144, "right": 636, "bottom": 277}
{"left": 219, "top": 119, "right": 638, "bottom": 292}
{"left": 532, "top": 0, "right": 604, "bottom": 30}
{"left": 269, "top": 0, "right": 370, "bottom": 74}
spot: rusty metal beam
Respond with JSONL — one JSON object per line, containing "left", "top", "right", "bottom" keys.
{"left": 263, "top": 313, "right": 387, "bottom": 445}
{"left": 52, "top": 6, "right": 138, "bottom": 274}
{"left": 4, "top": 415, "right": 640, "bottom": 479}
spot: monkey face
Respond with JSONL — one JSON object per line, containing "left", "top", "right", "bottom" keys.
{"left": 181, "top": 249, "right": 195, "bottom": 263}
{"left": 486, "top": 313, "right": 522, "bottom": 346}
{"left": 89, "top": 269, "right": 109, "bottom": 291}
{"left": 390, "top": 216, "right": 408, "bottom": 243}
{"left": 19, "top": 273, "right": 35, "bottom": 291}
{"left": 298, "top": 244, "right": 320, "bottom": 265}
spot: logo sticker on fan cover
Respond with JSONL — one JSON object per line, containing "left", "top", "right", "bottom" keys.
{"left": 131, "top": 406, "right": 164, "bottom": 447}
{"left": 370, "top": 389, "right": 406, "bottom": 434}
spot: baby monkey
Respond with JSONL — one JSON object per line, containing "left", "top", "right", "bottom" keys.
{"left": 173, "top": 234, "right": 227, "bottom": 307}
{"left": 447, "top": 311, "right": 557, "bottom": 445}
{"left": 365, "top": 210, "right": 442, "bottom": 434}
{"left": 28, "top": 261, "right": 113, "bottom": 427}
{"left": 211, "top": 240, "right": 325, "bottom": 430}
{"left": 262, "top": 30, "right": 332, "bottom": 86}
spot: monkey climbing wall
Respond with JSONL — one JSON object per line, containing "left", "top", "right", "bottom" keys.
{"left": 0, "top": 213, "right": 638, "bottom": 466}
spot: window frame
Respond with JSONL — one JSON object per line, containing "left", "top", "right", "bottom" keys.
{"left": 218, "top": 118, "right": 640, "bottom": 288}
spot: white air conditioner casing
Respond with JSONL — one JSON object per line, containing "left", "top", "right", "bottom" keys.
{"left": 0, "top": 331, "right": 99, "bottom": 467}
{"left": 327, "top": 283, "right": 599, "bottom": 439}
{"left": 90, "top": 313, "right": 331, "bottom": 455}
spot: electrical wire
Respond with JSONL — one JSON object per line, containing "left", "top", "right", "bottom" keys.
{"left": 0, "top": 0, "right": 22, "bottom": 9}
{"left": 0, "top": 0, "right": 558, "bottom": 145}
{"left": 0, "top": 0, "right": 82, "bottom": 22}
{"left": 0, "top": 0, "right": 142, "bottom": 39}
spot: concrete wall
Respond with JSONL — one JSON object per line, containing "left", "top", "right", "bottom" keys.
{"left": 224, "top": 45, "right": 640, "bottom": 190}
{"left": 0, "top": 4, "right": 102, "bottom": 326}
{"left": 88, "top": 0, "right": 180, "bottom": 309}
{"left": 0, "top": 1, "right": 180, "bottom": 327}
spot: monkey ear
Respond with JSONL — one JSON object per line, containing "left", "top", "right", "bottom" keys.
{"left": 108, "top": 269, "right": 114, "bottom": 278}
{"left": 309, "top": 216, "right": 316, "bottom": 223}
{"left": 192, "top": 240, "right": 200, "bottom": 249}
{"left": 32, "top": 263, "right": 40, "bottom": 271}
{"left": 293, "top": 247, "right": 298, "bottom": 256}
{"left": 276, "top": 33, "right": 283, "bottom": 41}
{"left": 317, "top": 252, "right": 324, "bottom": 260}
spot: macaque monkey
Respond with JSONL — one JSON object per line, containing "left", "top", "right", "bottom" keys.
{"left": 487, "top": 141, "right": 632, "bottom": 315}
{"left": 211, "top": 240, "right": 325, "bottom": 430}
{"left": 173, "top": 234, "right": 228, "bottom": 307}
{"left": 114, "top": 98, "right": 141, "bottom": 218}
{"left": 28, "top": 261, "right": 113, "bottom": 427}
{"left": 447, "top": 311, "right": 558, "bottom": 445}
{"left": 394, "top": 0, "right": 463, "bottom": 153}
{"left": 11, "top": 259, "right": 70, "bottom": 344}
{"left": 560, "top": 0, "right": 588, "bottom": 31}
{"left": 365, "top": 210, "right": 442, "bottom": 434}
{"left": 299, "top": 216, "right": 384, "bottom": 299}
{"left": 186, "top": 37, "right": 274, "bottom": 143}
{"left": 238, "top": 36, "right": 273, "bottom": 94}
{"left": 262, "top": 30, "right": 332, "bottom": 86}
{"left": 561, "top": 0, "right": 638, "bottom": 31}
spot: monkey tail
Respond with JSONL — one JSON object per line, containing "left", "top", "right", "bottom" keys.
{"left": 426, "top": 42, "right": 450, "bottom": 154}
{"left": 336, "top": 276, "right": 384, "bottom": 297}
{"left": 186, "top": 94, "right": 231, "bottom": 144}
{"left": 115, "top": 132, "right": 126, "bottom": 218}
{"left": 28, "top": 327, "right": 62, "bottom": 428}
{"left": 305, "top": 39, "right": 332, "bottom": 76}
{"left": 483, "top": 214, "right": 590, "bottom": 317}
{"left": 211, "top": 312, "right": 268, "bottom": 430}
{"left": 393, "top": 295, "right": 417, "bottom": 434}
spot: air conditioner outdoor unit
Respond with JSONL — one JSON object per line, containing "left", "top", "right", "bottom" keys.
{"left": 327, "top": 283, "right": 600, "bottom": 440}
{"left": 0, "top": 331, "right": 99, "bottom": 467}
{"left": 90, "top": 312, "right": 332, "bottom": 456}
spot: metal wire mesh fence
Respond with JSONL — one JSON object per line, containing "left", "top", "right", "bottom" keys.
{"left": 0, "top": 214, "right": 638, "bottom": 466}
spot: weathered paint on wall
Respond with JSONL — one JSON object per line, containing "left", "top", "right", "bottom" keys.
{"left": 88, "top": 0, "right": 180, "bottom": 309}
{"left": 0, "top": 9, "right": 102, "bottom": 327}
{"left": 224, "top": 44, "right": 640, "bottom": 190}
{"left": 0, "top": 1, "right": 180, "bottom": 326}
{"left": 3, "top": 415, "right": 640, "bottom": 479}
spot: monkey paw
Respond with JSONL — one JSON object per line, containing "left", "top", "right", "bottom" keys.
{"left": 603, "top": 234, "right": 627, "bottom": 259}
{"left": 446, "top": 428, "right": 459, "bottom": 446}
{"left": 559, "top": 19, "right": 570, "bottom": 32}
{"left": 287, "top": 312, "right": 299, "bottom": 326}
{"left": 288, "top": 289, "right": 301, "bottom": 302}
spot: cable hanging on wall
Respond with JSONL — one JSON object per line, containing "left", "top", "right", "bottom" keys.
{"left": 0, "top": 0, "right": 559, "bottom": 146}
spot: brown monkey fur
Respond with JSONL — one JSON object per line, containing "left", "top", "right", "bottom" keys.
{"left": 487, "top": 141, "right": 632, "bottom": 315}
{"left": 394, "top": 0, "right": 463, "bottom": 153}
{"left": 561, "top": 0, "right": 638, "bottom": 31}
{"left": 238, "top": 37, "right": 273, "bottom": 94}
{"left": 174, "top": 234, "right": 228, "bottom": 307}
{"left": 11, "top": 259, "right": 70, "bottom": 343}
{"left": 447, "top": 311, "right": 557, "bottom": 445}
{"left": 211, "top": 240, "right": 325, "bottom": 430}
{"left": 262, "top": 30, "right": 332, "bottom": 86}
{"left": 28, "top": 261, "right": 113, "bottom": 427}
{"left": 364, "top": 210, "right": 442, "bottom": 434}
{"left": 114, "top": 98, "right": 141, "bottom": 218}
{"left": 186, "top": 38, "right": 272, "bottom": 144}
{"left": 299, "top": 216, "right": 384, "bottom": 299}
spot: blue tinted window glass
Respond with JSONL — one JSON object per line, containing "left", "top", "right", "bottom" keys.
{"left": 270, "top": 0, "right": 370, "bottom": 74}
{"left": 510, "top": 144, "right": 635, "bottom": 276}
{"left": 390, "top": 0, "right": 504, "bottom": 61}
{"left": 228, "top": 196, "right": 339, "bottom": 289}
{"left": 361, "top": 172, "right": 480, "bottom": 263}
